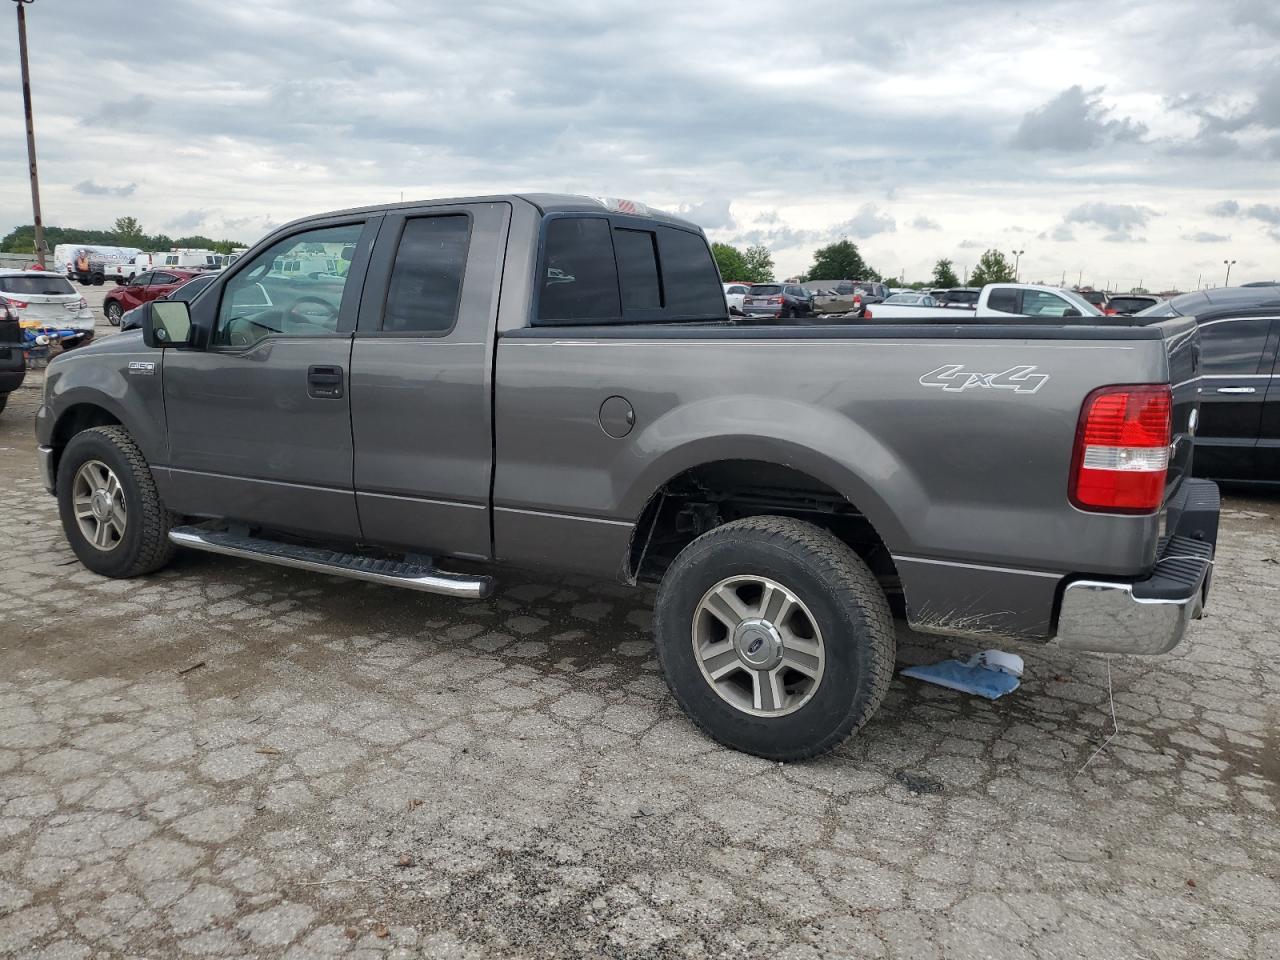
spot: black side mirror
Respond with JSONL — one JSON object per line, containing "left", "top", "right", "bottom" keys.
{"left": 1063, "top": 307, "right": 1082, "bottom": 318}
{"left": 141, "top": 300, "right": 193, "bottom": 348}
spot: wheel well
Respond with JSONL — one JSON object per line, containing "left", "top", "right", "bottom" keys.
{"left": 628, "top": 459, "right": 900, "bottom": 601}
{"left": 51, "top": 404, "right": 121, "bottom": 474}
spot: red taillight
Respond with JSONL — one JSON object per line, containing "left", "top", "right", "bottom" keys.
{"left": 1070, "top": 384, "right": 1172, "bottom": 513}
{"left": 769, "top": 296, "right": 783, "bottom": 304}
{"left": 1104, "top": 307, "right": 1118, "bottom": 316}
{"left": 0, "top": 296, "right": 28, "bottom": 309}
{"left": 853, "top": 294, "right": 863, "bottom": 306}
{"left": 862, "top": 308, "right": 873, "bottom": 319}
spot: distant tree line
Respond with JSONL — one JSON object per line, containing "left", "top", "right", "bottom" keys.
{"left": 1, "top": 217, "right": 248, "bottom": 255}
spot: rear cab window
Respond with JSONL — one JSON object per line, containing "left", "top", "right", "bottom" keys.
{"left": 535, "top": 215, "right": 724, "bottom": 325}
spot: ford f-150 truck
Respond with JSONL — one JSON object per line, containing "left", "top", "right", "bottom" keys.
{"left": 35, "top": 194, "right": 1218, "bottom": 760}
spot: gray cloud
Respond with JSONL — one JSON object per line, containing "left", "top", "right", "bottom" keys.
{"left": 957, "top": 239, "right": 984, "bottom": 249}
{"left": 1208, "top": 200, "right": 1240, "bottom": 217}
{"left": 1183, "top": 232, "right": 1231, "bottom": 243}
{"left": 911, "top": 215, "right": 940, "bottom": 230}
{"left": 836, "top": 204, "right": 896, "bottom": 239}
{"left": 79, "top": 95, "right": 153, "bottom": 128}
{"left": 1045, "top": 224, "right": 1075, "bottom": 242}
{"left": 1012, "top": 86, "right": 1147, "bottom": 152}
{"left": 73, "top": 180, "right": 137, "bottom": 197}
{"left": 167, "top": 210, "right": 209, "bottom": 232}
{"left": 1064, "top": 202, "right": 1155, "bottom": 238}
{"left": 1245, "top": 203, "right": 1280, "bottom": 225}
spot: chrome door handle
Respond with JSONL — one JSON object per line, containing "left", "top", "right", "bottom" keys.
{"left": 1215, "top": 387, "right": 1256, "bottom": 394}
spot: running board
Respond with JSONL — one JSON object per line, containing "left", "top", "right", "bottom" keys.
{"left": 168, "top": 527, "right": 493, "bottom": 599}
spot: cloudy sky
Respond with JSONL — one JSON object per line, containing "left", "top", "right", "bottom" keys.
{"left": 2, "top": 0, "right": 1277, "bottom": 290}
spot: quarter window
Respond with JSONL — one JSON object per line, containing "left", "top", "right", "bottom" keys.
{"left": 383, "top": 215, "right": 471, "bottom": 334}
{"left": 538, "top": 218, "right": 621, "bottom": 324}
{"left": 215, "top": 223, "right": 362, "bottom": 346}
{"left": 1198, "top": 319, "right": 1272, "bottom": 375}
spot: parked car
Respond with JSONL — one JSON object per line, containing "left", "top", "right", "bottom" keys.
{"left": 36, "top": 193, "right": 1217, "bottom": 761}
{"left": 119, "top": 273, "right": 223, "bottom": 331}
{"left": 865, "top": 283, "right": 1103, "bottom": 320}
{"left": 1105, "top": 294, "right": 1160, "bottom": 316}
{"left": 102, "top": 270, "right": 201, "bottom": 326}
{"left": 1136, "top": 285, "right": 1280, "bottom": 483}
{"left": 0, "top": 270, "right": 97, "bottom": 348}
{"left": 881, "top": 292, "right": 940, "bottom": 307}
{"left": 0, "top": 298, "right": 25, "bottom": 415}
{"left": 743, "top": 282, "right": 814, "bottom": 318}
{"left": 722, "top": 282, "right": 750, "bottom": 316}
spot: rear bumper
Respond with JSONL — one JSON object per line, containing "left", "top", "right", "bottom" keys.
{"left": 744, "top": 303, "right": 782, "bottom": 317}
{"left": 1054, "top": 479, "right": 1219, "bottom": 655}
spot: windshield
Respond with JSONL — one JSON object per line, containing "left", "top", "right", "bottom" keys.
{"left": 0, "top": 275, "right": 77, "bottom": 296}
{"left": 750, "top": 285, "right": 781, "bottom": 296}
{"left": 1058, "top": 289, "right": 1104, "bottom": 316}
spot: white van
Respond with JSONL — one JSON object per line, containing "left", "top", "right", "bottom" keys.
{"left": 52, "top": 244, "right": 142, "bottom": 283}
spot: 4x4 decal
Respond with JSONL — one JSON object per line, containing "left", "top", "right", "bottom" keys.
{"left": 919, "top": 364, "right": 1049, "bottom": 394}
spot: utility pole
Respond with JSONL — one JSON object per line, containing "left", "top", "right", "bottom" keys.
{"left": 1196, "top": 272, "right": 1202, "bottom": 290}
{"left": 1223, "top": 259, "right": 1236, "bottom": 286}
{"left": 1060, "top": 269, "right": 1066, "bottom": 286}
{"left": 14, "top": 0, "right": 48, "bottom": 267}
{"left": 1011, "top": 249, "right": 1024, "bottom": 282}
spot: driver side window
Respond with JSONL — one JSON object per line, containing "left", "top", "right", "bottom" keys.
{"left": 215, "top": 223, "right": 363, "bottom": 347}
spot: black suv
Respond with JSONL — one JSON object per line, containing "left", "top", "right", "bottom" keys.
{"left": 1138, "top": 286, "right": 1280, "bottom": 482}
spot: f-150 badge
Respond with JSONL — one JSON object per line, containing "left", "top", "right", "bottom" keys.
{"left": 919, "top": 364, "right": 1048, "bottom": 394}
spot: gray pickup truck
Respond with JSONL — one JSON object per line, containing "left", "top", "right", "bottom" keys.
{"left": 35, "top": 194, "right": 1219, "bottom": 760}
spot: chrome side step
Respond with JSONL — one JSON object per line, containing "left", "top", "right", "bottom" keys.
{"left": 168, "top": 527, "right": 493, "bottom": 599}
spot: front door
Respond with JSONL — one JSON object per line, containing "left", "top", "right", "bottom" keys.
{"left": 1193, "top": 315, "right": 1276, "bottom": 481}
{"left": 156, "top": 219, "right": 377, "bottom": 539}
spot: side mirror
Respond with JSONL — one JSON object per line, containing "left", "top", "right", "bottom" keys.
{"left": 141, "top": 300, "right": 193, "bottom": 348}
{"left": 1063, "top": 307, "right": 1082, "bottom": 318}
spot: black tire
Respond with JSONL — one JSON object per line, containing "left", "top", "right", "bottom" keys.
{"left": 780, "top": 306, "right": 794, "bottom": 320}
{"left": 92, "top": 273, "right": 105, "bottom": 286}
{"left": 56, "top": 425, "right": 177, "bottom": 578}
{"left": 105, "top": 301, "right": 123, "bottom": 326}
{"left": 654, "top": 515, "right": 895, "bottom": 761}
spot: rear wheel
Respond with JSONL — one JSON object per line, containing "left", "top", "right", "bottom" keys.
{"left": 56, "top": 426, "right": 177, "bottom": 578}
{"left": 104, "top": 301, "right": 123, "bottom": 326}
{"left": 653, "top": 515, "right": 895, "bottom": 760}
{"left": 91, "top": 273, "right": 105, "bottom": 286}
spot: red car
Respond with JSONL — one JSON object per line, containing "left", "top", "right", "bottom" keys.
{"left": 103, "top": 269, "right": 201, "bottom": 326}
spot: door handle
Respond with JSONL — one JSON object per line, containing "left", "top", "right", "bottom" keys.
{"left": 1215, "top": 386, "right": 1256, "bottom": 394}
{"left": 307, "top": 364, "right": 344, "bottom": 399}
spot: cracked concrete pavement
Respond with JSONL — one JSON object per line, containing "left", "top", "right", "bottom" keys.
{"left": 0, "top": 294, "right": 1278, "bottom": 958}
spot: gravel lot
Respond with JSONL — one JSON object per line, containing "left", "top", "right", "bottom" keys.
{"left": 1, "top": 287, "right": 1278, "bottom": 958}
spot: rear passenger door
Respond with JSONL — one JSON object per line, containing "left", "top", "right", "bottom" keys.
{"left": 1194, "top": 315, "right": 1276, "bottom": 481}
{"left": 349, "top": 202, "right": 512, "bottom": 561}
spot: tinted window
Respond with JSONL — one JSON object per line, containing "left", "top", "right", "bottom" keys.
{"left": 986, "top": 289, "right": 1019, "bottom": 313}
{"left": 216, "top": 223, "right": 363, "bottom": 346}
{"left": 132, "top": 273, "right": 153, "bottom": 286}
{"left": 657, "top": 227, "right": 724, "bottom": 317}
{"left": 537, "top": 218, "right": 620, "bottom": 323}
{"left": 152, "top": 272, "right": 180, "bottom": 285}
{"left": 169, "top": 275, "right": 215, "bottom": 302}
{"left": 614, "top": 228, "right": 662, "bottom": 310}
{"left": 1198, "top": 318, "right": 1272, "bottom": 375}
{"left": 1108, "top": 297, "right": 1156, "bottom": 314}
{"left": 383, "top": 215, "right": 470, "bottom": 333}
{"left": 726, "top": 285, "right": 748, "bottom": 295}
{"left": 0, "top": 275, "right": 76, "bottom": 296}
{"left": 751, "top": 285, "right": 782, "bottom": 296}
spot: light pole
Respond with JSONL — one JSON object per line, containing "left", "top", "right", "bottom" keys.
{"left": 1224, "top": 259, "right": 1236, "bottom": 286}
{"left": 1011, "top": 249, "right": 1024, "bottom": 282}
{"left": 13, "top": 0, "right": 47, "bottom": 267}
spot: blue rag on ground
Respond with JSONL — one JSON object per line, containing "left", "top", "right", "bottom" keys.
{"left": 900, "top": 657, "right": 1021, "bottom": 700}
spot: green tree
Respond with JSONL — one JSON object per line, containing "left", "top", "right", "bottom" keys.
{"left": 113, "top": 216, "right": 144, "bottom": 243}
{"left": 711, "top": 242, "right": 749, "bottom": 281}
{"left": 806, "top": 239, "right": 877, "bottom": 282}
{"left": 741, "top": 244, "right": 775, "bottom": 283}
{"left": 967, "top": 249, "right": 1015, "bottom": 286}
{"left": 931, "top": 258, "right": 960, "bottom": 287}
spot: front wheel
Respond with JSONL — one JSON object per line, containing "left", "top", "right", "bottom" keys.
{"left": 104, "top": 301, "right": 123, "bottom": 326}
{"left": 56, "top": 425, "right": 177, "bottom": 578}
{"left": 653, "top": 516, "right": 895, "bottom": 760}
